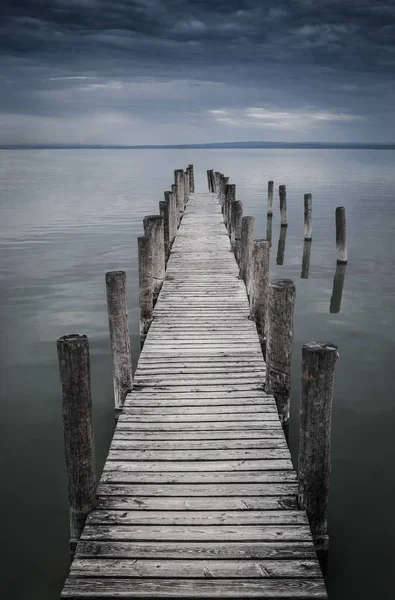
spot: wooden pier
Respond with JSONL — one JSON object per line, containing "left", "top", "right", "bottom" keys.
{"left": 60, "top": 176, "right": 329, "bottom": 598}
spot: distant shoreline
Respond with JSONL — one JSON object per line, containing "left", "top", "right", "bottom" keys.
{"left": 1, "top": 142, "right": 395, "bottom": 150}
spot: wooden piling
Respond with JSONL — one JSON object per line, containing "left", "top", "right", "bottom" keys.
{"left": 266, "top": 278, "right": 296, "bottom": 433}
{"left": 105, "top": 271, "right": 133, "bottom": 413}
{"left": 304, "top": 194, "right": 312, "bottom": 241}
{"left": 276, "top": 225, "right": 287, "bottom": 266}
{"left": 207, "top": 169, "right": 214, "bottom": 192}
{"left": 330, "top": 264, "right": 347, "bottom": 313}
{"left": 159, "top": 200, "right": 170, "bottom": 260}
{"left": 225, "top": 184, "right": 236, "bottom": 236}
{"left": 301, "top": 240, "right": 312, "bottom": 279}
{"left": 336, "top": 206, "right": 347, "bottom": 264}
{"left": 143, "top": 215, "right": 165, "bottom": 300}
{"left": 232, "top": 200, "right": 243, "bottom": 261}
{"left": 138, "top": 236, "right": 153, "bottom": 346}
{"left": 251, "top": 239, "right": 270, "bottom": 351}
{"left": 298, "top": 341, "right": 338, "bottom": 553}
{"left": 266, "top": 214, "right": 273, "bottom": 248}
{"left": 187, "top": 164, "right": 195, "bottom": 193}
{"left": 174, "top": 170, "right": 185, "bottom": 223}
{"left": 57, "top": 334, "right": 96, "bottom": 554}
{"left": 214, "top": 171, "right": 220, "bottom": 195}
{"left": 184, "top": 169, "right": 189, "bottom": 206}
{"left": 279, "top": 185, "right": 288, "bottom": 227}
{"left": 165, "top": 190, "right": 177, "bottom": 246}
{"left": 267, "top": 181, "right": 274, "bottom": 215}
{"left": 239, "top": 216, "right": 255, "bottom": 299}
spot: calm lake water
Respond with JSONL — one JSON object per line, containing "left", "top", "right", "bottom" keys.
{"left": 0, "top": 149, "right": 394, "bottom": 599}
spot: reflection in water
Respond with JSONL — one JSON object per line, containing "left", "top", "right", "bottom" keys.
{"left": 330, "top": 263, "right": 347, "bottom": 313}
{"left": 276, "top": 225, "right": 287, "bottom": 265}
{"left": 266, "top": 214, "right": 273, "bottom": 247}
{"left": 301, "top": 240, "right": 312, "bottom": 279}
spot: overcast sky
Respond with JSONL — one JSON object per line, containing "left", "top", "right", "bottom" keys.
{"left": 1, "top": 0, "right": 395, "bottom": 144}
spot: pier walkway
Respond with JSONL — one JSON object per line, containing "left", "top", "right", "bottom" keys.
{"left": 62, "top": 191, "right": 327, "bottom": 598}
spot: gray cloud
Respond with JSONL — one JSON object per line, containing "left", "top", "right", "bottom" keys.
{"left": 0, "top": 0, "right": 394, "bottom": 143}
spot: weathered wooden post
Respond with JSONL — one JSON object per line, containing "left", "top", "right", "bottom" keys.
{"left": 304, "top": 193, "right": 312, "bottom": 240}
{"left": 57, "top": 334, "right": 96, "bottom": 555}
{"left": 266, "top": 278, "right": 296, "bottom": 437}
{"left": 267, "top": 181, "right": 274, "bottom": 215}
{"left": 276, "top": 225, "right": 287, "bottom": 266}
{"left": 184, "top": 169, "right": 189, "bottom": 207}
{"left": 266, "top": 215, "right": 273, "bottom": 247}
{"left": 165, "top": 190, "right": 177, "bottom": 246}
{"left": 159, "top": 200, "right": 170, "bottom": 260}
{"left": 143, "top": 215, "right": 165, "bottom": 301}
{"left": 105, "top": 271, "right": 133, "bottom": 414}
{"left": 279, "top": 185, "right": 288, "bottom": 226}
{"left": 232, "top": 200, "right": 243, "bottom": 262}
{"left": 225, "top": 184, "right": 235, "bottom": 235}
{"left": 330, "top": 264, "right": 347, "bottom": 313}
{"left": 298, "top": 341, "right": 338, "bottom": 553}
{"left": 138, "top": 235, "right": 153, "bottom": 346}
{"left": 239, "top": 216, "right": 255, "bottom": 299}
{"left": 174, "top": 170, "right": 185, "bottom": 223}
{"left": 301, "top": 240, "right": 312, "bottom": 279}
{"left": 171, "top": 183, "right": 178, "bottom": 228}
{"left": 221, "top": 176, "right": 229, "bottom": 211}
{"left": 207, "top": 169, "right": 214, "bottom": 192}
{"left": 214, "top": 172, "right": 220, "bottom": 195}
{"left": 188, "top": 164, "right": 195, "bottom": 192}
{"left": 336, "top": 207, "right": 347, "bottom": 264}
{"left": 251, "top": 239, "right": 270, "bottom": 352}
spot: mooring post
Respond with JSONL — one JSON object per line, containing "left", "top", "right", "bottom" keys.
{"left": 105, "top": 271, "right": 133, "bottom": 414}
{"left": 298, "top": 341, "right": 338, "bottom": 554}
{"left": 336, "top": 206, "right": 347, "bottom": 264}
{"left": 143, "top": 215, "right": 165, "bottom": 301}
{"left": 187, "top": 164, "right": 195, "bottom": 193}
{"left": 138, "top": 235, "right": 153, "bottom": 346}
{"left": 57, "top": 334, "right": 96, "bottom": 555}
{"left": 266, "top": 278, "right": 296, "bottom": 437}
{"left": 184, "top": 169, "right": 189, "bottom": 207}
{"left": 159, "top": 200, "right": 170, "bottom": 261}
{"left": 267, "top": 181, "right": 274, "bottom": 215}
{"left": 214, "top": 172, "right": 220, "bottom": 195}
{"left": 225, "top": 184, "right": 236, "bottom": 237}
{"left": 251, "top": 239, "right": 270, "bottom": 352}
{"left": 207, "top": 169, "right": 214, "bottom": 192}
{"left": 304, "top": 193, "right": 312, "bottom": 240}
{"left": 232, "top": 200, "right": 244, "bottom": 262}
{"left": 165, "top": 190, "right": 176, "bottom": 247}
{"left": 279, "top": 185, "right": 288, "bottom": 227}
{"left": 239, "top": 216, "right": 255, "bottom": 299}
{"left": 221, "top": 175, "right": 229, "bottom": 211}
{"left": 174, "top": 169, "right": 185, "bottom": 224}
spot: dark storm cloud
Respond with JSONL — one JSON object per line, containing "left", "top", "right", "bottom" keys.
{"left": 1, "top": 0, "right": 394, "bottom": 143}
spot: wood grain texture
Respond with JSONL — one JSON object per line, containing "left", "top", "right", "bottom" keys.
{"left": 61, "top": 187, "right": 326, "bottom": 598}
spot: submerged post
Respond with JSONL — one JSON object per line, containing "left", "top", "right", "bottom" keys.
{"left": 279, "top": 185, "right": 288, "bottom": 227}
{"left": 336, "top": 206, "right": 347, "bottom": 264}
{"left": 143, "top": 215, "right": 165, "bottom": 301}
{"left": 57, "top": 334, "right": 96, "bottom": 555}
{"left": 105, "top": 271, "right": 133, "bottom": 413}
{"left": 232, "top": 200, "right": 243, "bottom": 261}
{"left": 174, "top": 170, "right": 185, "bottom": 223}
{"left": 304, "top": 194, "right": 312, "bottom": 240}
{"left": 187, "top": 164, "right": 195, "bottom": 193}
{"left": 266, "top": 278, "right": 296, "bottom": 436}
{"left": 159, "top": 200, "right": 170, "bottom": 261}
{"left": 267, "top": 181, "right": 274, "bottom": 215}
{"left": 298, "top": 341, "right": 338, "bottom": 554}
{"left": 138, "top": 235, "right": 153, "bottom": 346}
{"left": 239, "top": 216, "right": 255, "bottom": 299}
{"left": 251, "top": 239, "right": 270, "bottom": 352}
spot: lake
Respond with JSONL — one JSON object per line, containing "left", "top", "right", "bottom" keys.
{"left": 0, "top": 148, "right": 394, "bottom": 599}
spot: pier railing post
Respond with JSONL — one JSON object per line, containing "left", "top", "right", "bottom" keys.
{"left": 187, "top": 164, "right": 195, "bottom": 193}
{"left": 159, "top": 199, "right": 170, "bottom": 261}
{"left": 165, "top": 190, "right": 177, "bottom": 247}
{"left": 207, "top": 169, "right": 214, "bottom": 192}
{"left": 143, "top": 215, "right": 165, "bottom": 301}
{"left": 174, "top": 170, "right": 185, "bottom": 224}
{"left": 336, "top": 206, "right": 347, "bottom": 264}
{"left": 232, "top": 200, "right": 243, "bottom": 262}
{"left": 225, "top": 184, "right": 236, "bottom": 237}
{"left": 251, "top": 239, "right": 270, "bottom": 352}
{"left": 214, "top": 171, "right": 220, "bottom": 195}
{"left": 304, "top": 193, "right": 312, "bottom": 241}
{"left": 138, "top": 235, "right": 153, "bottom": 346}
{"left": 57, "top": 334, "right": 96, "bottom": 555}
{"left": 239, "top": 216, "right": 255, "bottom": 299}
{"left": 279, "top": 185, "right": 288, "bottom": 227}
{"left": 298, "top": 341, "right": 338, "bottom": 554}
{"left": 267, "top": 181, "right": 274, "bottom": 215}
{"left": 105, "top": 271, "right": 133, "bottom": 414}
{"left": 266, "top": 278, "right": 296, "bottom": 436}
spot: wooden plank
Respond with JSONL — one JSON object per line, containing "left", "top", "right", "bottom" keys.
{"left": 121, "top": 406, "right": 276, "bottom": 415}
{"left": 109, "top": 439, "right": 288, "bottom": 451}
{"left": 95, "top": 496, "right": 299, "bottom": 511}
{"left": 112, "top": 431, "right": 285, "bottom": 441}
{"left": 115, "top": 422, "right": 280, "bottom": 431}
{"left": 75, "top": 540, "right": 316, "bottom": 560}
{"left": 97, "top": 482, "right": 298, "bottom": 497}
{"left": 107, "top": 449, "right": 290, "bottom": 461}
{"left": 117, "top": 414, "right": 279, "bottom": 423}
{"left": 70, "top": 557, "right": 321, "bottom": 578}
{"left": 103, "top": 459, "right": 293, "bottom": 472}
{"left": 99, "top": 472, "right": 297, "bottom": 485}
